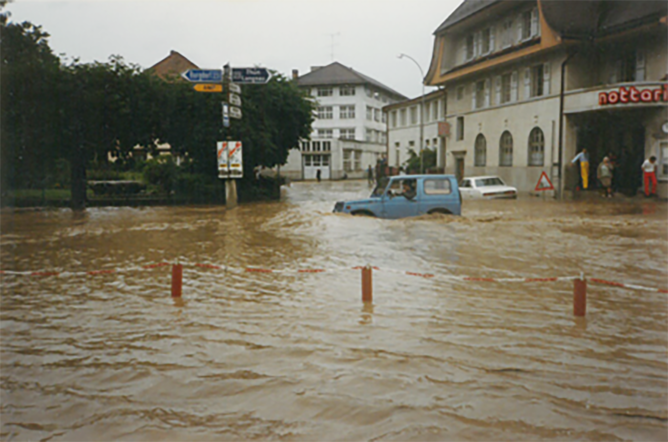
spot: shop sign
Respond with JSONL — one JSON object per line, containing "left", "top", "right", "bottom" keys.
{"left": 599, "top": 84, "right": 667, "bottom": 106}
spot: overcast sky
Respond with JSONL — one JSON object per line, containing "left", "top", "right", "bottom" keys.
{"left": 6, "top": 0, "right": 462, "bottom": 99}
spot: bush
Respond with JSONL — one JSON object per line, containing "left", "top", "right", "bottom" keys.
{"left": 143, "top": 157, "right": 178, "bottom": 194}
{"left": 174, "top": 173, "right": 222, "bottom": 202}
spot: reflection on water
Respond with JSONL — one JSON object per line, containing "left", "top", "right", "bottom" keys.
{"left": 1, "top": 181, "right": 667, "bottom": 441}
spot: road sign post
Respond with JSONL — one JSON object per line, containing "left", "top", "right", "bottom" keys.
{"left": 231, "top": 67, "right": 272, "bottom": 84}
{"left": 182, "top": 64, "right": 271, "bottom": 208}
{"left": 181, "top": 69, "right": 223, "bottom": 83}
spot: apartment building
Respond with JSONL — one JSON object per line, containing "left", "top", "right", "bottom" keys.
{"left": 383, "top": 89, "right": 448, "bottom": 172}
{"left": 282, "top": 62, "right": 407, "bottom": 180}
{"left": 425, "top": 0, "right": 667, "bottom": 196}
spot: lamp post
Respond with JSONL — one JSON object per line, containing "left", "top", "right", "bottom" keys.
{"left": 398, "top": 53, "right": 425, "bottom": 174}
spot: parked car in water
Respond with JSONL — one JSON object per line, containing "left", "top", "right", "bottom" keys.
{"left": 459, "top": 176, "right": 517, "bottom": 199}
{"left": 333, "top": 175, "right": 461, "bottom": 219}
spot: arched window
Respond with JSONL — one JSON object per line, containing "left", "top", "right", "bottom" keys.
{"left": 499, "top": 131, "right": 513, "bottom": 167}
{"left": 474, "top": 134, "right": 486, "bottom": 167}
{"left": 528, "top": 127, "right": 544, "bottom": 166}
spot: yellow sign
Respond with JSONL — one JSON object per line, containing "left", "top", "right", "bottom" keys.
{"left": 193, "top": 84, "right": 223, "bottom": 93}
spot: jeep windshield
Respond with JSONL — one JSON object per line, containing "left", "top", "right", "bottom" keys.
{"left": 370, "top": 177, "right": 389, "bottom": 197}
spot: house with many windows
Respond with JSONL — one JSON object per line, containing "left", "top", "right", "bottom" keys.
{"left": 383, "top": 89, "right": 448, "bottom": 172}
{"left": 425, "top": 0, "right": 667, "bottom": 196}
{"left": 282, "top": 62, "right": 407, "bottom": 180}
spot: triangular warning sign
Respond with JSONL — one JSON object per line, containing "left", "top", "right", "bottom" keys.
{"left": 535, "top": 171, "right": 554, "bottom": 191}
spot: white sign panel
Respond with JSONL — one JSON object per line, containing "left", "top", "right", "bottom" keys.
{"left": 230, "top": 106, "right": 242, "bottom": 119}
{"left": 229, "top": 93, "right": 242, "bottom": 107}
{"left": 217, "top": 142, "right": 229, "bottom": 175}
{"left": 217, "top": 141, "right": 243, "bottom": 179}
{"left": 228, "top": 141, "right": 243, "bottom": 178}
{"left": 229, "top": 83, "right": 242, "bottom": 94}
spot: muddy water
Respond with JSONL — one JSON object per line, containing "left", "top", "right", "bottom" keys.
{"left": 1, "top": 181, "right": 667, "bottom": 441}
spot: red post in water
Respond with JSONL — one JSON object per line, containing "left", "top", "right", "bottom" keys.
{"left": 573, "top": 277, "right": 587, "bottom": 317}
{"left": 362, "top": 265, "right": 373, "bottom": 304}
{"left": 171, "top": 264, "right": 183, "bottom": 298}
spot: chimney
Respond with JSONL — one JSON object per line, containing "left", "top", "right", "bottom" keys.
{"left": 292, "top": 69, "right": 299, "bottom": 80}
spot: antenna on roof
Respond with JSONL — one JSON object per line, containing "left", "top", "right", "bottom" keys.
{"left": 327, "top": 32, "right": 341, "bottom": 61}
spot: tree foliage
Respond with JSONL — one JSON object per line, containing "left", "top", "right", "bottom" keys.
{"left": 1, "top": 12, "right": 314, "bottom": 207}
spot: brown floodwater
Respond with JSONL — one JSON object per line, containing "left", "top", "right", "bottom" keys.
{"left": 1, "top": 181, "right": 667, "bottom": 441}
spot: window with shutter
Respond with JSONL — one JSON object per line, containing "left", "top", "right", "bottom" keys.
{"left": 499, "top": 131, "right": 513, "bottom": 167}
{"left": 528, "top": 127, "right": 544, "bottom": 166}
{"left": 474, "top": 134, "right": 487, "bottom": 167}
{"left": 530, "top": 8, "right": 539, "bottom": 37}
{"left": 523, "top": 68, "right": 531, "bottom": 99}
{"left": 484, "top": 79, "right": 491, "bottom": 107}
{"left": 495, "top": 76, "right": 502, "bottom": 104}
{"left": 542, "top": 63, "right": 550, "bottom": 95}
{"left": 501, "top": 74, "right": 512, "bottom": 103}
{"left": 511, "top": 71, "right": 519, "bottom": 102}
{"left": 635, "top": 51, "right": 645, "bottom": 82}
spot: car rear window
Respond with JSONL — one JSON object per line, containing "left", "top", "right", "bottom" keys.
{"left": 424, "top": 179, "right": 452, "bottom": 195}
{"left": 475, "top": 177, "right": 504, "bottom": 187}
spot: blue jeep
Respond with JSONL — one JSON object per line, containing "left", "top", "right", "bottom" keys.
{"left": 333, "top": 175, "right": 462, "bottom": 219}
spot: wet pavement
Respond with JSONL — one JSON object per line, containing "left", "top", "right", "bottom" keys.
{"left": 1, "top": 180, "right": 667, "bottom": 441}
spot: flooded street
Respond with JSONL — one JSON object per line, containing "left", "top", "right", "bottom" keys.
{"left": 1, "top": 180, "right": 667, "bottom": 441}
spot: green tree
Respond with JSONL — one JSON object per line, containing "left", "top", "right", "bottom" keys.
{"left": 405, "top": 148, "right": 437, "bottom": 174}
{"left": 0, "top": 13, "right": 62, "bottom": 194}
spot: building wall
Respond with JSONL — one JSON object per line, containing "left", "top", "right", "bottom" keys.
{"left": 281, "top": 81, "right": 401, "bottom": 180}
{"left": 386, "top": 94, "right": 447, "bottom": 170}
{"left": 442, "top": 49, "right": 564, "bottom": 193}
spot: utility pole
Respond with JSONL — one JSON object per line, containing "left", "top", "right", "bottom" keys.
{"left": 398, "top": 53, "right": 426, "bottom": 174}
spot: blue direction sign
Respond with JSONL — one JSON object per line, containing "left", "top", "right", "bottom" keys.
{"left": 181, "top": 69, "right": 223, "bottom": 83}
{"left": 231, "top": 67, "right": 272, "bottom": 84}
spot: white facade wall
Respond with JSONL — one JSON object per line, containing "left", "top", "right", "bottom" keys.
{"left": 444, "top": 52, "right": 564, "bottom": 193}
{"left": 281, "top": 82, "right": 402, "bottom": 180}
{"left": 387, "top": 95, "right": 447, "bottom": 170}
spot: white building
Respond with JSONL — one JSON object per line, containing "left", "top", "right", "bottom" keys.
{"left": 384, "top": 89, "right": 448, "bottom": 172}
{"left": 282, "top": 62, "right": 407, "bottom": 180}
{"left": 424, "top": 0, "right": 668, "bottom": 197}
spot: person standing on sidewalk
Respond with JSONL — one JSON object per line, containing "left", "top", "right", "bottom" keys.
{"left": 597, "top": 156, "right": 613, "bottom": 198}
{"left": 571, "top": 148, "right": 590, "bottom": 190}
{"left": 641, "top": 156, "right": 658, "bottom": 197}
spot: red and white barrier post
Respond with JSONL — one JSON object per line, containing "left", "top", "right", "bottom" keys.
{"left": 573, "top": 273, "right": 586, "bottom": 317}
{"left": 362, "top": 265, "right": 373, "bottom": 304}
{"left": 171, "top": 264, "right": 183, "bottom": 298}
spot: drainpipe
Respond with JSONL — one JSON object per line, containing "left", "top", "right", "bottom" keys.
{"left": 557, "top": 49, "right": 578, "bottom": 199}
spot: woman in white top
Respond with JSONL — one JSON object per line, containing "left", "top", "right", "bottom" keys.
{"left": 641, "top": 156, "right": 657, "bottom": 197}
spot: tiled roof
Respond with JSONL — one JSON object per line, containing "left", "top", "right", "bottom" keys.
{"left": 148, "top": 50, "right": 199, "bottom": 80}
{"left": 434, "top": 0, "right": 501, "bottom": 33}
{"left": 297, "top": 62, "right": 407, "bottom": 100}
{"left": 438, "top": 0, "right": 667, "bottom": 37}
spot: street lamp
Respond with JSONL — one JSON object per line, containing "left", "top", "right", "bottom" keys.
{"left": 398, "top": 53, "right": 425, "bottom": 174}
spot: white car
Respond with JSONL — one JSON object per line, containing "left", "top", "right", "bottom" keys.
{"left": 459, "top": 176, "right": 517, "bottom": 199}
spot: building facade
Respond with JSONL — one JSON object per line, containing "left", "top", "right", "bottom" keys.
{"left": 425, "top": 0, "right": 667, "bottom": 196}
{"left": 282, "top": 62, "right": 407, "bottom": 180}
{"left": 383, "top": 89, "right": 448, "bottom": 172}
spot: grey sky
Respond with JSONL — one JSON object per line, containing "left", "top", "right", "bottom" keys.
{"left": 6, "top": 0, "right": 461, "bottom": 99}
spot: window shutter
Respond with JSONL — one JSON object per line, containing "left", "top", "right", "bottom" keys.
{"left": 471, "top": 83, "right": 477, "bottom": 110}
{"left": 517, "top": 17, "right": 523, "bottom": 42}
{"left": 461, "top": 43, "right": 466, "bottom": 64}
{"left": 635, "top": 51, "right": 645, "bottom": 81}
{"left": 489, "top": 26, "right": 496, "bottom": 52}
{"left": 495, "top": 76, "right": 502, "bottom": 104}
{"left": 485, "top": 79, "right": 491, "bottom": 107}
{"left": 473, "top": 32, "right": 479, "bottom": 57}
{"left": 511, "top": 71, "right": 518, "bottom": 102}
{"left": 531, "top": 8, "right": 539, "bottom": 37}
{"left": 609, "top": 60, "right": 620, "bottom": 83}
{"left": 523, "top": 68, "right": 531, "bottom": 99}
{"left": 543, "top": 63, "right": 551, "bottom": 95}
